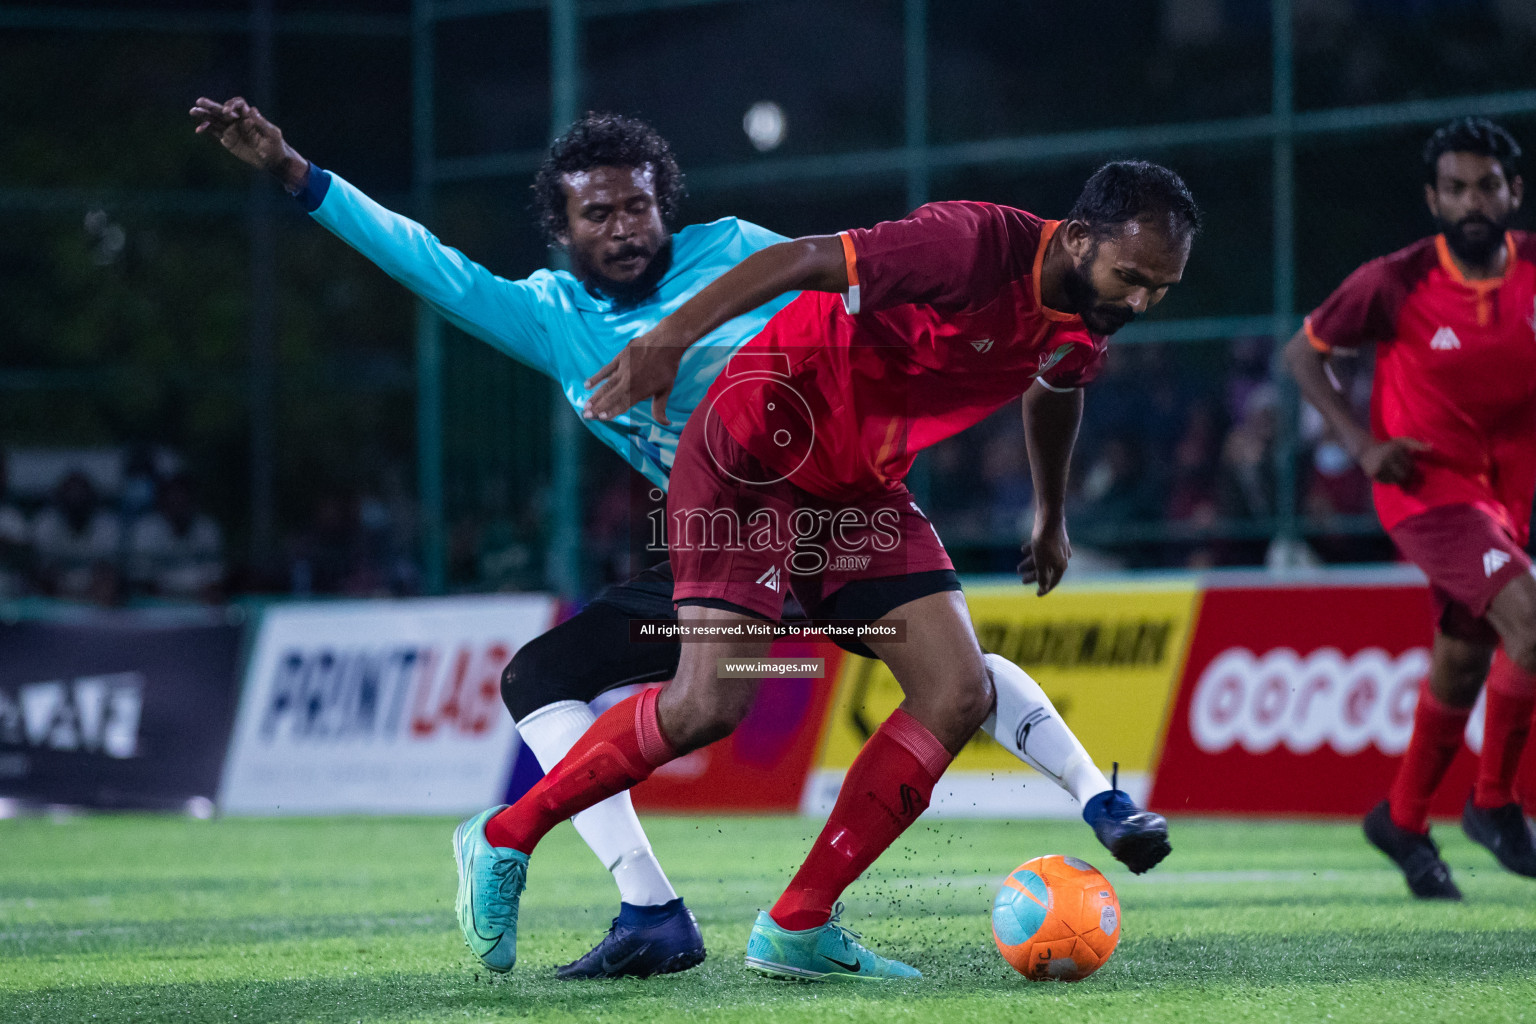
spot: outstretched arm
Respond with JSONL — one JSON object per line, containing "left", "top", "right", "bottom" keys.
{"left": 583, "top": 235, "right": 847, "bottom": 424}
{"left": 190, "top": 97, "right": 310, "bottom": 192}
{"left": 1018, "top": 383, "right": 1082, "bottom": 596}
{"left": 191, "top": 96, "right": 557, "bottom": 373}
{"left": 1282, "top": 328, "right": 1425, "bottom": 485}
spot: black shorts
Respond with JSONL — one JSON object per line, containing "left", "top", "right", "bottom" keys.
{"left": 500, "top": 560, "right": 961, "bottom": 719}
{"left": 678, "top": 562, "right": 962, "bottom": 659}
{"left": 499, "top": 564, "right": 679, "bottom": 720}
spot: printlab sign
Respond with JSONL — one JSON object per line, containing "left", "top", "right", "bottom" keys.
{"left": 219, "top": 595, "right": 555, "bottom": 815}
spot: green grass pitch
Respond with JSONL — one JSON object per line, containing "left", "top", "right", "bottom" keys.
{"left": 2, "top": 813, "right": 1533, "bottom": 1023}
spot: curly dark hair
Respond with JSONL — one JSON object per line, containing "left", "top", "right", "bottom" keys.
{"left": 1423, "top": 116, "right": 1521, "bottom": 186}
{"left": 1068, "top": 160, "right": 1202, "bottom": 240}
{"left": 532, "top": 112, "right": 684, "bottom": 247}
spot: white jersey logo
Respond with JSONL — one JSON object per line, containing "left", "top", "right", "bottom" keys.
{"left": 755, "top": 565, "right": 782, "bottom": 592}
{"left": 1430, "top": 326, "right": 1462, "bottom": 351}
{"left": 970, "top": 338, "right": 994, "bottom": 353}
{"left": 1483, "top": 549, "right": 1512, "bottom": 577}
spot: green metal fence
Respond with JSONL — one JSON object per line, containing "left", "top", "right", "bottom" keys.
{"left": 4, "top": 0, "right": 1535, "bottom": 597}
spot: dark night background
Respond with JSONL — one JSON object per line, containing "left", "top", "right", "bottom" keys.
{"left": 2, "top": 0, "right": 1534, "bottom": 598}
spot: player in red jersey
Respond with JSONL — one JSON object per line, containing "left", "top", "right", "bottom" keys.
{"left": 1285, "top": 117, "right": 1536, "bottom": 899}
{"left": 462, "top": 162, "right": 1198, "bottom": 979}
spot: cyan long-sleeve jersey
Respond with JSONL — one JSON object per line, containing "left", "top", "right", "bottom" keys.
{"left": 296, "top": 167, "right": 795, "bottom": 490}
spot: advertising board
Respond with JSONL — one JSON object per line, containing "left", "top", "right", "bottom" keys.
{"left": 1148, "top": 582, "right": 1481, "bottom": 816}
{"left": 220, "top": 595, "right": 556, "bottom": 815}
{"left": 0, "top": 613, "right": 242, "bottom": 809}
{"left": 802, "top": 582, "right": 1198, "bottom": 817}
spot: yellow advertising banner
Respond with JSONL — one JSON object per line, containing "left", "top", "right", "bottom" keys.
{"left": 812, "top": 581, "right": 1200, "bottom": 779}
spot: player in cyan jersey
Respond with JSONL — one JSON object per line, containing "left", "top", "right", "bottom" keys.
{"left": 1285, "top": 117, "right": 1536, "bottom": 899}
{"left": 193, "top": 99, "right": 780, "bottom": 977}
{"left": 466, "top": 162, "right": 1197, "bottom": 980}
{"left": 192, "top": 98, "right": 1169, "bottom": 980}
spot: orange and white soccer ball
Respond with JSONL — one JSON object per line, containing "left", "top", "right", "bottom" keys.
{"left": 991, "top": 854, "right": 1120, "bottom": 981}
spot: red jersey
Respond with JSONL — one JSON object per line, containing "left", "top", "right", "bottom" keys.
{"left": 1305, "top": 232, "right": 1536, "bottom": 539}
{"left": 703, "top": 202, "right": 1107, "bottom": 501}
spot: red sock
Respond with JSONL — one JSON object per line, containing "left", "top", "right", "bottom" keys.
{"left": 770, "top": 709, "right": 954, "bottom": 931}
{"left": 1518, "top": 699, "right": 1536, "bottom": 815}
{"left": 1475, "top": 648, "right": 1536, "bottom": 809}
{"left": 483, "top": 687, "right": 675, "bottom": 853}
{"left": 1388, "top": 680, "right": 1472, "bottom": 834}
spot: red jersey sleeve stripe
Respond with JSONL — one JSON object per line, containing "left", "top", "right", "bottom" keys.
{"left": 840, "top": 232, "right": 861, "bottom": 314}
{"left": 1303, "top": 317, "right": 1332, "bottom": 353}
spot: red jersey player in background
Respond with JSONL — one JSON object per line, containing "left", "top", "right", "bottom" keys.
{"left": 1286, "top": 117, "right": 1536, "bottom": 899}
{"left": 457, "top": 162, "right": 1198, "bottom": 980}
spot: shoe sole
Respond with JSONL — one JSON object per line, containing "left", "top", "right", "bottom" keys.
{"left": 451, "top": 819, "right": 473, "bottom": 942}
{"left": 1112, "top": 830, "right": 1172, "bottom": 875}
{"left": 745, "top": 956, "right": 826, "bottom": 981}
{"left": 744, "top": 956, "right": 915, "bottom": 982}
{"left": 557, "top": 945, "right": 708, "bottom": 981}
{"left": 648, "top": 947, "right": 708, "bottom": 977}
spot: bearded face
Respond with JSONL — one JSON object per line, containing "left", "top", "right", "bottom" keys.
{"left": 1426, "top": 150, "right": 1522, "bottom": 271}
{"left": 558, "top": 165, "right": 672, "bottom": 306}
{"left": 1436, "top": 207, "right": 1513, "bottom": 267}
{"left": 1061, "top": 245, "right": 1139, "bottom": 335}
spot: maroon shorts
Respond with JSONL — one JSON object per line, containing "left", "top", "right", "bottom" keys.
{"left": 1388, "top": 503, "right": 1532, "bottom": 643}
{"left": 667, "top": 411, "right": 955, "bottom": 622}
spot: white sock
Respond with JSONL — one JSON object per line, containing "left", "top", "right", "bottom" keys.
{"left": 980, "top": 653, "right": 1112, "bottom": 806}
{"left": 516, "top": 699, "right": 679, "bottom": 907}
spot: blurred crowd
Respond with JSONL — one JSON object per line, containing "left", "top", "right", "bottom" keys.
{"left": 917, "top": 338, "right": 1393, "bottom": 574}
{"left": 0, "top": 338, "right": 1487, "bottom": 606}
{"left": 282, "top": 469, "right": 422, "bottom": 600}
{"left": 0, "top": 448, "right": 224, "bottom": 604}
{"left": 0, "top": 448, "right": 425, "bottom": 605}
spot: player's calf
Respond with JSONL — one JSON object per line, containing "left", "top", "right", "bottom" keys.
{"left": 982, "top": 653, "right": 1109, "bottom": 803}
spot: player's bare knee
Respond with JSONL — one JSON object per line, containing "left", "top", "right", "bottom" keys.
{"left": 695, "top": 686, "right": 756, "bottom": 742}
{"left": 1504, "top": 632, "right": 1536, "bottom": 676}
{"left": 1430, "top": 669, "right": 1482, "bottom": 709}
{"left": 659, "top": 678, "right": 756, "bottom": 751}
{"left": 914, "top": 666, "right": 993, "bottom": 748}
{"left": 667, "top": 704, "right": 744, "bottom": 750}
{"left": 1430, "top": 632, "right": 1494, "bottom": 707}
{"left": 952, "top": 667, "right": 996, "bottom": 735}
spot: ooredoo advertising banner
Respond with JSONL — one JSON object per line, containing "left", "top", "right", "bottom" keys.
{"left": 220, "top": 595, "right": 556, "bottom": 815}
{"left": 0, "top": 613, "right": 242, "bottom": 809}
{"left": 803, "top": 582, "right": 1198, "bottom": 817}
{"left": 1148, "top": 582, "right": 1479, "bottom": 816}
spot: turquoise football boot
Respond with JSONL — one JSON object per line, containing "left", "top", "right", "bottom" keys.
{"left": 452, "top": 805, "right": 529, "bottom": 973}
{"left": 744, "top": 903, "right": 921, "bottom": 981}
